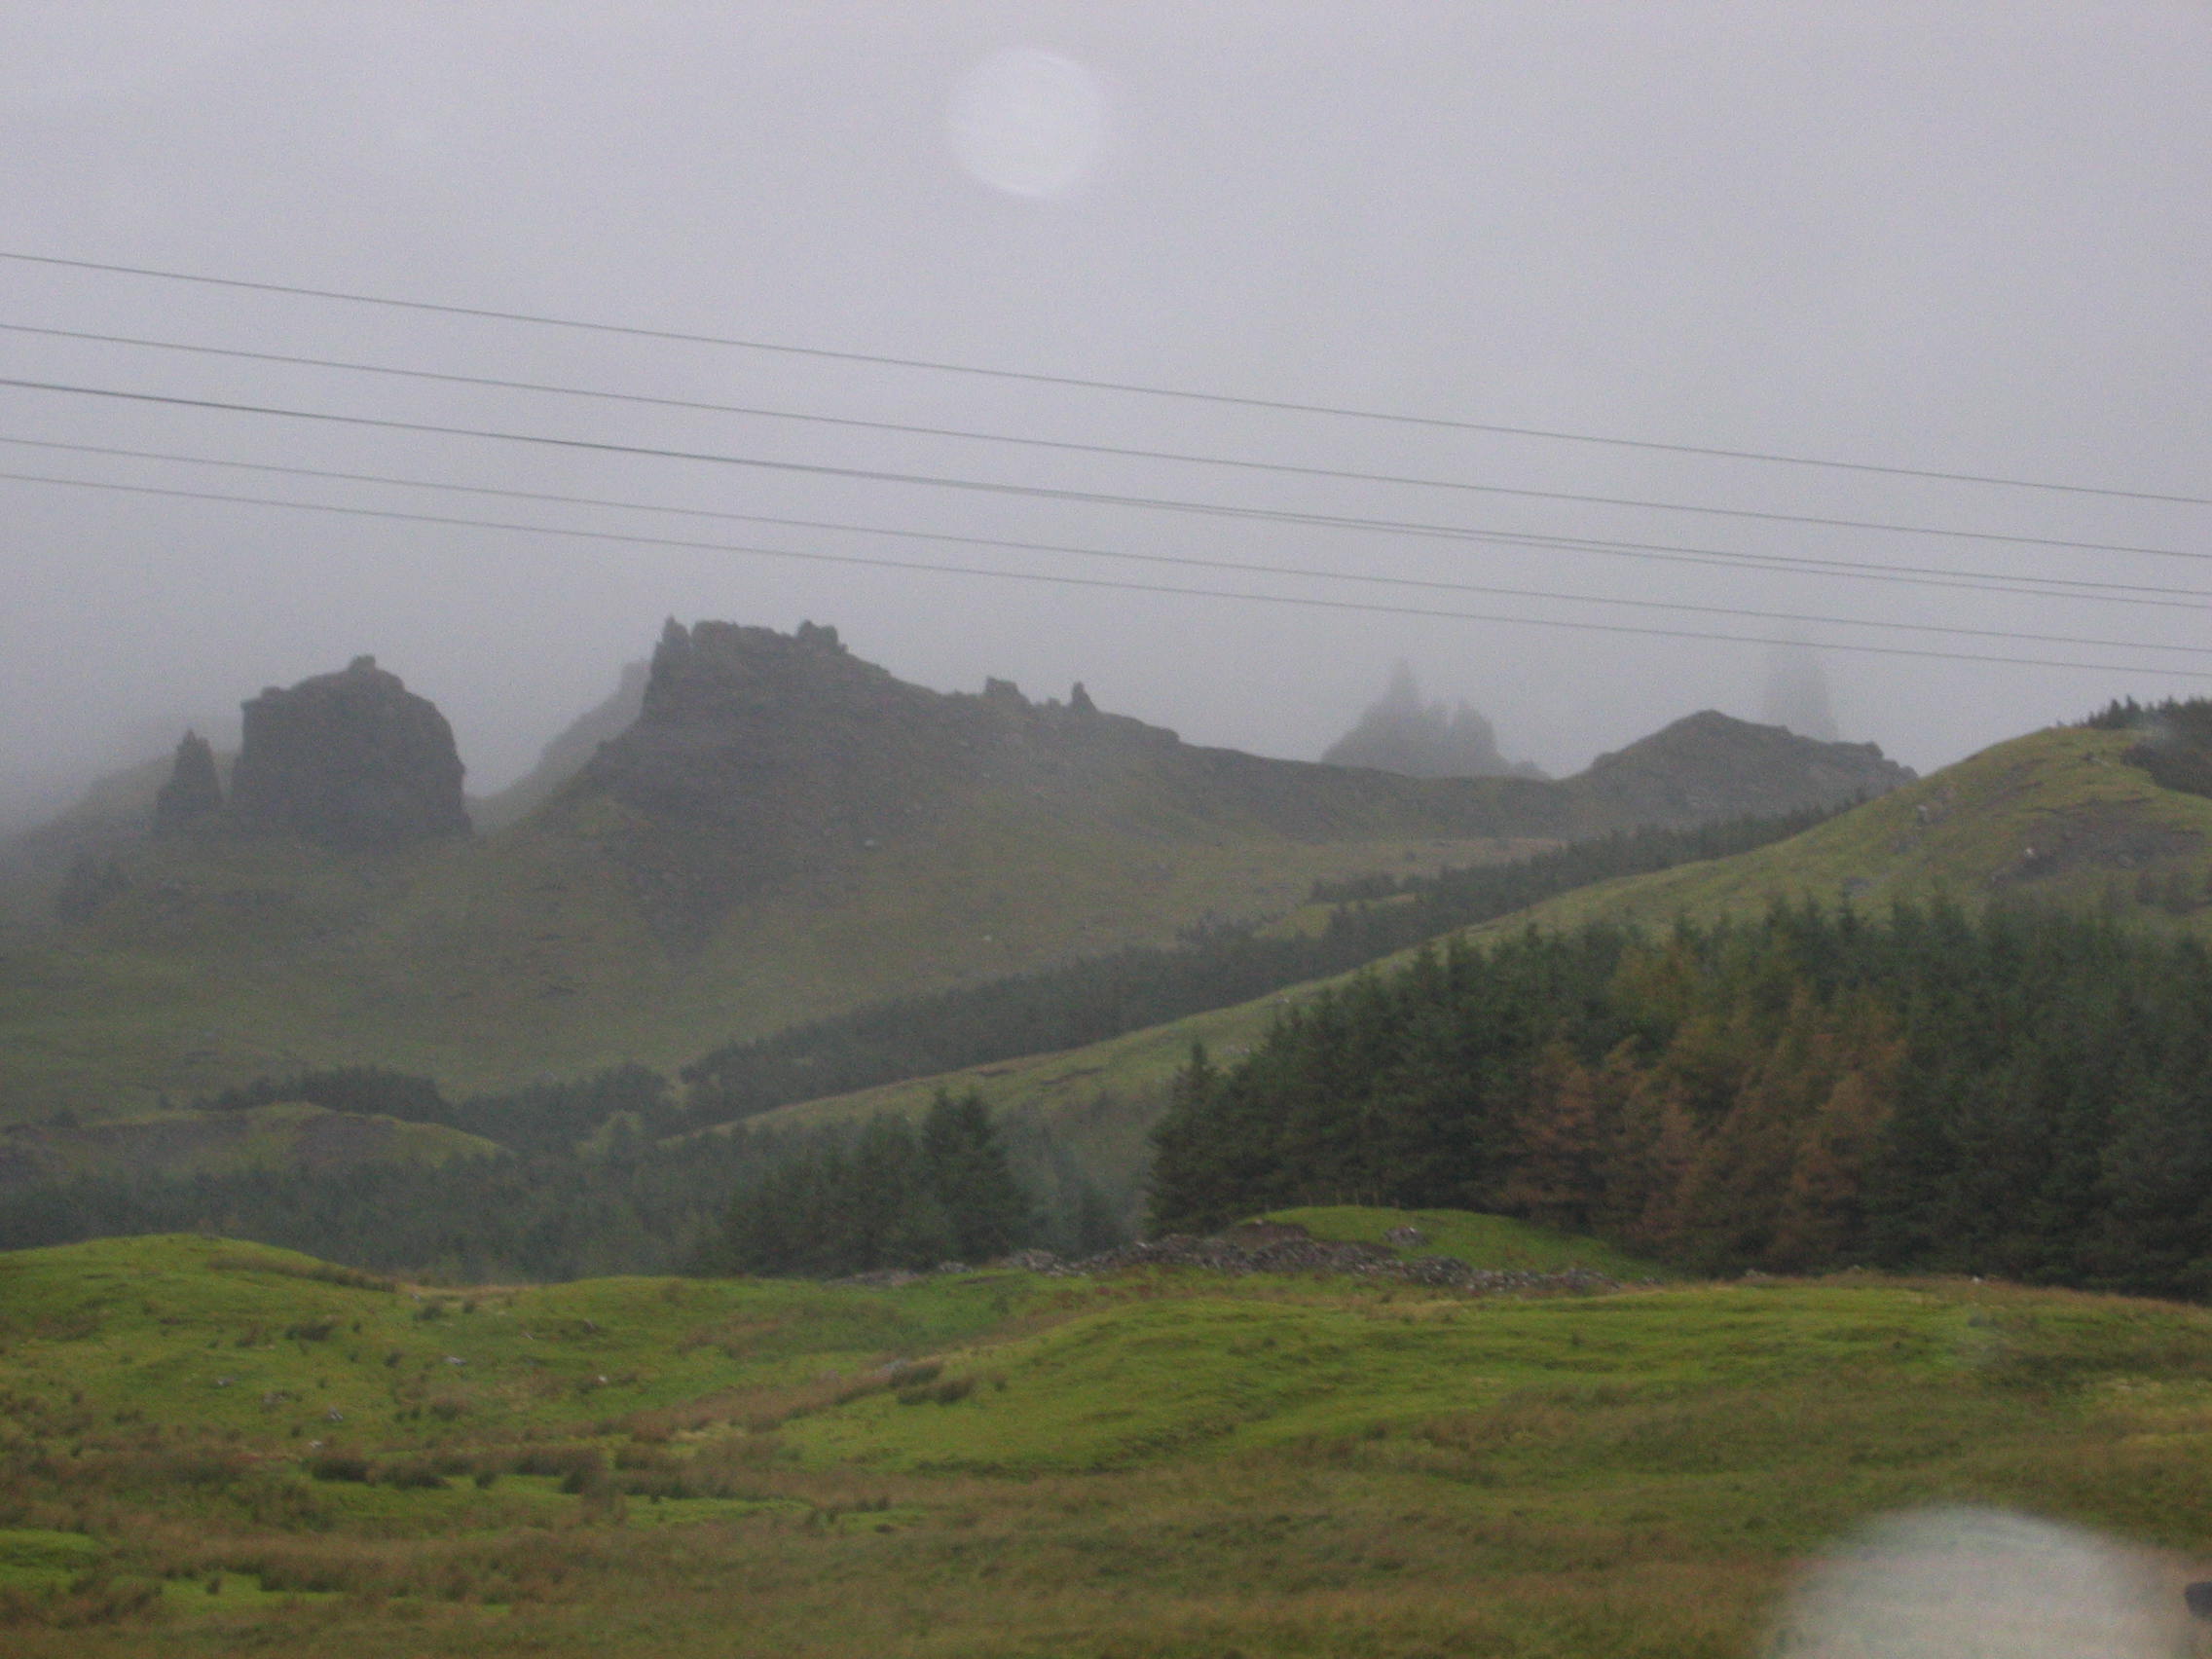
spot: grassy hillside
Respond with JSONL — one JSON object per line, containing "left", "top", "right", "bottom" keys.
{"left": 746, "top": 722, "right": 2212, "bottom": 1215}
{"left": 0, "top": 806, "right": 1517, "bottom": 1123}
{"left": 4, "top": 1231, "right": 2212, "bottom": 1654}
{"left": 0, "top": 1103, "right": 497, "bottom": 1190}
{"left": 1479, "top": 721, "right": 2212, "bottom": 935}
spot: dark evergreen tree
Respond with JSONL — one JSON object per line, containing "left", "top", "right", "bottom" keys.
{"left": 921, "top": 1089, "right": 1029, "bottom": 1262}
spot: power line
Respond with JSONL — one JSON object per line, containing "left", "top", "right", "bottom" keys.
{"left": 4, "top": 374, "right": 2208, "bottom": 569}
{"left": 5, "top": 464, "right": 2207, "bottom": 682}
{"left": 13, "top": 319, "right": 2205, "bottom": 568}
{"left": 3, "top": 245, "right": 2204, "bottom": 509}
{"left": 9, "top": 431, "right": 2212, "bottom": 613}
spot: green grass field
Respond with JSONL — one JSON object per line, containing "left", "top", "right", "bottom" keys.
{"left": 6, "top": 1222, "right": 2212, "bottom": 1655}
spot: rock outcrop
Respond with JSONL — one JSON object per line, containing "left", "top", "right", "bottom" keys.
{"left": 1566, "top": 711, "right": 1911, "bottom": 827}
{"left": 151, "top": 731, "right": 224, "bottom": 836}
{"left": 228, "top": 657, "right": 468, "bottom": 850}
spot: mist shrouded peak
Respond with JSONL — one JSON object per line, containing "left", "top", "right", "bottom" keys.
{"left": 1762, "top": 646, "right": 1841, "bottom": 743}
{"left": 1322, "top": 662, "right": 1544, "bottom": 781}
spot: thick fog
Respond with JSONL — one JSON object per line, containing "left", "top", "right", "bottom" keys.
{"left": 2, "top": 3, "right": 2208, "bottom": 824}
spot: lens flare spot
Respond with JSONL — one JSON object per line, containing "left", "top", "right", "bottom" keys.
{"left": 946, "top": 48, "right": 1106, "bottom": 200}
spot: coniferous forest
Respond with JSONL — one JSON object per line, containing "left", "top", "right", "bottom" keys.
{"left": 0, "top": 1089, "right": 1045, "bottom": 1283}
{"left": 1151, "top": 902, "right": 2212, "bottom": 1297}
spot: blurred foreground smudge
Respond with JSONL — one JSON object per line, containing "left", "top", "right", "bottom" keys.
{"left": 1778, "top": 1507, "right": 2186, "bottom": 1659}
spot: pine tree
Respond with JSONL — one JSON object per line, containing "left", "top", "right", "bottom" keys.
{"left": 1499, "top": 1042, "right": 1608, "bottom": 1230}
{"left": 921, "top": 1089, "right": 1028, "bottom": 1262}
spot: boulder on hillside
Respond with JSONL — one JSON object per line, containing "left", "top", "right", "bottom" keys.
{"left": 151, "top": 730, "right": 224, "bottom": 836}
{"left": 228, "top": 657, "right": 469, "bottom": 850}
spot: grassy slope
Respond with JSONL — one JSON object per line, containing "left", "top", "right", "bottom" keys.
{"left": 6, "top": 1231, "right": 2212, "bottom": 1655}
{"left": 0, "top": 1103, "right": 498, "bottom": 1187}
{"left": 0, "top": 773, "right": 1520, "bottom": 1120}
{"left": 744, "top": 726, "right": 2212, "bottom": 1205}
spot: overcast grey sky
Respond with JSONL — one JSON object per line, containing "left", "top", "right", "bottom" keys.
{"left": 2, "top": 2, "right": 2207, "bottom": 818}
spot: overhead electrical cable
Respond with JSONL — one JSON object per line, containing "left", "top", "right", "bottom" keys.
{"left": 3, "top": 375, "right": 2207, "bottom": 569}
{"left": 9, "top": 320, "right": 2203, "bottom": 564}
{"left": 6, "top": 431, "right": 2210, "bottom": 613}
{"left": 1, "top": 246, "right": 2204, "bottom": 508}
{"left": 5, "top": 465, "right": 2208, "bottom": 680}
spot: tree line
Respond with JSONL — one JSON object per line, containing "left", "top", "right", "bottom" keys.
{"left": 0, "top": 1088, "right": 1061, "bottom": 1283}
{"left": 1151, "top": 902, "right": 2212, "bottom": 1297}
{"left": 702, "top": 1090, "right": 1036, "bottom": 1276}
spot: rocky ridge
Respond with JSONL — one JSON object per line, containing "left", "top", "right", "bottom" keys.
{"left": 472, "top": 659, "right": 649, "bottom": 832}
{"left": 574, "top": 618, "right": 1914, "bottom": 940}
{"left": 1567, "top": 709, "right": 1907, "bottom": 825}
{"left": 1322, "top": 661, "right": 1544, "bottom": 780}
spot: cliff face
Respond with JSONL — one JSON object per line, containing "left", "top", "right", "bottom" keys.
{"left": 583, "top": 621, "right": 1122, "bottom": 933}
{"left": 228, "top": 657, "right": 469, "bottom": 850}
{"left": 588, "top": 620, "right": 964, "bottom": 834}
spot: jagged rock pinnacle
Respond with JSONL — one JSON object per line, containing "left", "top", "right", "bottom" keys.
{"left": 151, "top": 730, "right": 223, "bottom": 836}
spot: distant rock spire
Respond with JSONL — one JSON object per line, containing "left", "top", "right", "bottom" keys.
{"left": 1322, "top": 661, "right": 1543, "bottom": 779}
{"left": 151, "top": 730, "right": 223, "bottom": 836}
{"left": 1760, "top": 645, "right": 1840, "bottom": 742}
